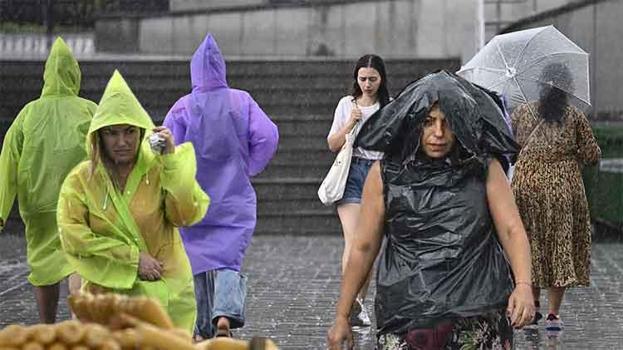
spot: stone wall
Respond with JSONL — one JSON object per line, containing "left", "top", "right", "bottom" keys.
{"left": 484, "top": 0, "right": 574, "bottom": 40}
{"left": 97, "top": 0, "right": 479, "bottom": 62}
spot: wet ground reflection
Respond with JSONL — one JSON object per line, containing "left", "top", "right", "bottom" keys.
{"left": 511, "top": 327, "right": 567, "bottom": 350}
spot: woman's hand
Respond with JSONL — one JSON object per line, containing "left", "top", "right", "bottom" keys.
{"left": 152, "top": 126, "right": 175, "bottom": 154}
{"left": 348, "top": 106, "right": 362, "bottom": 129}
{"left": 327, "top": 316, "right": 353, "bottom": 350}
{"left": 138, "top": 252, "right": 163, "bottom": 281}
{"left": 506, "top": 283, "right": 535, "bottom": 328}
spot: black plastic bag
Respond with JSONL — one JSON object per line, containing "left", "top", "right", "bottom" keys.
{"left": 356, "top": 71, "right": 518, "bottom": 335}
{"left": 356, "top": 70, "right": 518, "bottom": 172}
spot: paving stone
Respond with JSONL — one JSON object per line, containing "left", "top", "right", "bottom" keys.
{"left": 1, "top": 233, "right": 622, "bottom": 349}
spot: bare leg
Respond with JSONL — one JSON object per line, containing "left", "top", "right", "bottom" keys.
{"left": 34, "top": 283, "right": 60, "bottom": 324}
{"left": 337, "top": 204, "right": 360, "bottom": 274}
{"left": 68, "top": 273, "right": 82, "bottom": 296}
{"left": 547, "top": 287, "right": 565, "bottom": 315}
{"left": 337, "top": 203, "right": 373, "bottom": 302}
{"left": 532, "top": 286, "right": 541, "bottom": 308}
{"left": 68, "top": 274, "right": 82, "bottom": 320}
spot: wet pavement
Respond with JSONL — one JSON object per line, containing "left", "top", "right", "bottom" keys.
{"left": 1, "top": 231, "right": 622, "bottom": 349}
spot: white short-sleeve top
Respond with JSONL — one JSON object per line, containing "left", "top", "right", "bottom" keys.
{"left": 327, "top": 96, "right": 384, "bottom": 160}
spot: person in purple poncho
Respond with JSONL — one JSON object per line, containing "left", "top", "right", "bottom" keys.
{"left": 163, "top": 33, "right": 279, "bottom": 339}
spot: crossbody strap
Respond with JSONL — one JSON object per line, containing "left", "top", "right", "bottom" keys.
{"left": 347, "top": 99, "right": 362, "bottom": 140}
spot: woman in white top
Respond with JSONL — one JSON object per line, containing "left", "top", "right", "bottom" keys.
{"left": 327, "top": 54, "right": 391, "bottom": 327}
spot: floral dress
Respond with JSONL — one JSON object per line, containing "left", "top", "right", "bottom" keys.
{"left": 377, "top": 309, "right": 513, "bottom": 350}
{"left": 511, "top": 104, "right": 601, "bottom": 288}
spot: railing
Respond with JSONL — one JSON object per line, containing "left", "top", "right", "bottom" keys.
{"left": 0, "top": 0, "right": 168, "bottom": 30}
{"left": 0, "top": 33, "right": 94, "bottom": 58}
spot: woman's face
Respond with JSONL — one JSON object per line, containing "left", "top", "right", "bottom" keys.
{"left": 357, "top": 67, "right": 382, "bottom": 99}
{"left": 99, "top": 124, "right": 141, "bottom": 165}
{"left": 420, "top": 105, "right": 456, "bottom": 159}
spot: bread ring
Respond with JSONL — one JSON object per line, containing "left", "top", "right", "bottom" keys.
{"left": 0, "top": 325, "right": 28, "bottom": 347}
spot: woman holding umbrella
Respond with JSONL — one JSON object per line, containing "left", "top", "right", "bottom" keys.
{"left": 458, "top": 27, "right": 601, "bottom": 331}
{"left": 510, "top": 63, "right": 601, "bottom": 331}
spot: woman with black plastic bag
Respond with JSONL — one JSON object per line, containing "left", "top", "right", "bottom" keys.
{"left": 327, "top": 71, "right": 534, "bottom": 349}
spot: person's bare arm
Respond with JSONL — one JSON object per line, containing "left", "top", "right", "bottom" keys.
{"left": 486, "top": 158, "right": 534, "bottom": 328}
{"left": 327, "top": 161, "right": 385, "bottom": 349}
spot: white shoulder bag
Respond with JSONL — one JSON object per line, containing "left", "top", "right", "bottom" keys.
{"left": 318, "top": 123, "right": 359, "bottom": 206}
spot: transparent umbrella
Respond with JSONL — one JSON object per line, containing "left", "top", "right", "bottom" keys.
{"left": 458, "top": 25, "right": 590, "bottom": 118}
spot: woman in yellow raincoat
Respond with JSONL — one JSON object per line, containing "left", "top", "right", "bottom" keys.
{"left": 0, "top": 37, "right": 96, "bottom": 323}
{"left": 57, "top": 70, "right": 210, "bottom": 331}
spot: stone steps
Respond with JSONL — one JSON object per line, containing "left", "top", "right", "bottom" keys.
{"left": 0, "top": 57, "right": 460, "bottom": 234}
{"left": 253, "top": 178, "right": 331, "bottom": 221}
{"left": 0, "top": 58, "right": 459, "bottom": 119}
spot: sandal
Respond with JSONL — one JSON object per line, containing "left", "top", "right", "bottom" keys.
{"left": 215, "top": 328, "right": 232, "bottom": 337}
{"left": 214, "top": 316, "right": 232, "bottom": 337}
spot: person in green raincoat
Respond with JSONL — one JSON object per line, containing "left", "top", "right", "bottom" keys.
{"left": 57, "top": 70, "right": 210, "bottom": 331}
{"left": 0, "top": 37, "right": 97, "bottom": 323}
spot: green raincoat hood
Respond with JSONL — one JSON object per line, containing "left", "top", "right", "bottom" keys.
{"left": 89, "top": 70, "right": 155, "bottom": 136}
{"left": 41, "top": 37, "right": 81, "bottom": 97}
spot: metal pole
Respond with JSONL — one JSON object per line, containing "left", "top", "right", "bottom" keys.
{"left": 592, "top": 1, "right": 598, "bottom": 117}
{"left": 44, "top": 0, "right": 54, "bottom": 50}
{"left": 477, "top": 0, "right": 485, "bottom": 49}
{"left": 45, "top": 0, "right": 54, "bottom": 48}
{"left": 496, "top": 0, "right": 501, "bottom": 34}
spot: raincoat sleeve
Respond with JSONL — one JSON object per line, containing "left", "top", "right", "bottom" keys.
{"left": 574, "top": 109, "right": 601, "bottom": 165}
{"left": 163, "top": 105, "right": 187, "bottom": 144}
{"left": 160, "top": 142, "right": 210, "bottom": 226}
{"left": 247, "top": 96, "right": 279, "bottom": 177}
{"left": 0, "top": 108, "right": 25, "bottom": 229}
{"left": 57, "top": 171, "right": 140, "bottom": 289}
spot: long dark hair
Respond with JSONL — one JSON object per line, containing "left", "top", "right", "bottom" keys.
{"left": 538, "top": 63, "right": 573, "bottom": 125}
{"left": 350, "top": 54, "right": 390, "bottom": 107}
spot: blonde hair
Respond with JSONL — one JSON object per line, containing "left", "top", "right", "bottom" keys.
{"left": 89, "top": 132, "right": 101, "bottom": 179}
{"left": 88, "top": 127, "right": 145, "bottom": 186}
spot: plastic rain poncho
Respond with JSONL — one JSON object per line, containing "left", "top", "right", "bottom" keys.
{"left": 0, "top": 37, "right": 96, "bottom": 286}
{"left": 163, "top": 33, "right": 278, "bottom": 274}
{"left": 355, "top": 71, "right": 518, "bottom": 335}
{"left": 57, "top": 71, "right": 210, "bottom": 331}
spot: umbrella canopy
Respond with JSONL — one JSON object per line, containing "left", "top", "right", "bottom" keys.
{"left": 458, "top": 25, "right": 590, "bottom": 118}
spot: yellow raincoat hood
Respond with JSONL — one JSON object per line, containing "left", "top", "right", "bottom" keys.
{"left": 89, "top": 70, "right": 154, "bottom": 135}
{"left": 58, "top": 71, "right": 210, "bottom": 331}
{"left": 86, "top": 70, "right": 157, "bottom": 171}
{"left": 0, "top": 37, "right": 96, "bottom": 286}
{"left": 41, "top": 37, "right": 81, "bottom": 97}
